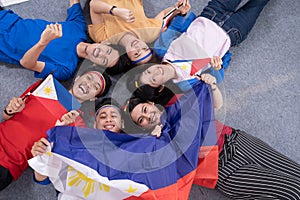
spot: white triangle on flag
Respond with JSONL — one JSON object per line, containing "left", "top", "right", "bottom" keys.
{"left": 173, "top": 61, "right": 192, "bottom": 75}
{"left": 32, "top": 75, "right": 58, "bottom": 100}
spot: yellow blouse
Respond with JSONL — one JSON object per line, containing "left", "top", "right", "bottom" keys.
{"left": 88, "top": 0, "right": 162, "bottom": 44}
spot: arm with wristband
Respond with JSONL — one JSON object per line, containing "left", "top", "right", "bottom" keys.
{"left": 90, "top": 0, "right": 135, "bottom": 23}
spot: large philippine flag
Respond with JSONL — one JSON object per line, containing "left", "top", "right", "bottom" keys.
{"left": 0, "top": 74, "right": 80, "bottom": 180}
{"left": 29, "top": 81, "right": 218, "bottom": 200}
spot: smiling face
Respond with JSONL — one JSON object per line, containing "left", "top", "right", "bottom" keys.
{"left": 139, "top": 64, "right": 175, "bottom": 87}
{"left": 86, "top": 43, "right": 119, "bottom": 67}
{"left": 94, "top": 106, "right": 123, "bottom": 133}
{"left": 125, "top": 39, "right": 152, "bottom": 64}
{"left": 130, "top": 102, "right": 162, "bottom": 130}
{"left": 71, "top": 72, "right": 104, "bottom": 103}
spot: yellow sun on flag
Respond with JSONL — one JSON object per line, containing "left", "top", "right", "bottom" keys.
{"left": 67, "top": 166, "right": 110, "bottom": 197}
{"left": 126, "top": 185, "right": 138, "bottom": 193}
{"left": 44, "top": 86, "right": 53, "bottom": 96}
{"left": 181, "top": 64, "right": 188, "bottom": 71}
{"left": 45, "top": 152, "right": 53, "bottom": 156}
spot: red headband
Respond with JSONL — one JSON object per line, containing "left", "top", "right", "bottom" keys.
{"left": 86, "top": 71, "right": 106, "bottom": 96}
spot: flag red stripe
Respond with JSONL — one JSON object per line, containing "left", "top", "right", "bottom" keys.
{"left": 125, "top": 169, "right": 197, "bottom": 200}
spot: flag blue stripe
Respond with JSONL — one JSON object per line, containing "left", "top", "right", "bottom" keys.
{"left": 53, "top": 78, "right": 81, "bottom": 111}
{"left": 47, "top": 81, "right": 216, "bottom": 190}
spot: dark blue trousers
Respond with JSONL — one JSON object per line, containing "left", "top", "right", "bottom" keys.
{"left": 200, "top": 0, "right": 269, "bottom": 46}
{"left": 0, "top": 165, "right": 13, "bottom": 191}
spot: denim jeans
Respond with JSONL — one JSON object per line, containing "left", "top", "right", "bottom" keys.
{"left": 200, "top": 0, "right": 269, "bottom": 46}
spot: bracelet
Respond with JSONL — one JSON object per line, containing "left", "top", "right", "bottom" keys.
{"left": 109, "top": 5, "right": 117, "bottom": 15}
{"left": 3, "top": 108, "right": 14, "bottom": 116}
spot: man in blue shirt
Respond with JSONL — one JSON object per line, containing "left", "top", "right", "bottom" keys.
{"left": 0, "top": 0, "right": 119, "bottom": 81}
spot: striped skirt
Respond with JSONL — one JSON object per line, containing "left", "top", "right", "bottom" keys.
{"left": 216, "top": 129, "right": 300, "bottom": 200}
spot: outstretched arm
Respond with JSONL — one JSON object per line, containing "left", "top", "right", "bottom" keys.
{"left": 19, "top": 23, "right": 62, "bottom": 73}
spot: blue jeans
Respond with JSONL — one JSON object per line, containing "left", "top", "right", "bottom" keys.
{"left": 200, "top": 0, "right": 269, "bottom": 46}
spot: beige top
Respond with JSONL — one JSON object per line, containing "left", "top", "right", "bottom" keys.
{"left": 88, "top": 0, "right": 163, "bottom": 44}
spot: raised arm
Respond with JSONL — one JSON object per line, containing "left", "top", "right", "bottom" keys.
{"left": 2, "top": 97, "right": 25, "bottom": 120}
{"left": 154, "top": 0, "right": 191, "bottom": 20}
{"left": 197, "top": 74, "right": 223, "bottom": 111}
{"left": 19, "top": 23, "right": 62, "bottom": 73}
{"left": 90, "top": 0, "right": 135, "bottom": 24}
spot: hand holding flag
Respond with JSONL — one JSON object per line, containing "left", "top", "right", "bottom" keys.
{"left": 3, "top": 96, "right": 26, "bottom": 117}
{"left": 55, "top": 110, "right": 79, "bottom": 126}
{"left": 210, "top": 56, "right": 223, "bottom": 71}
{"left": 29, "top": 81, "right": 219, "bottom": 199}
{"left": 161, "top": 2, "right": 183, "bottom": 31}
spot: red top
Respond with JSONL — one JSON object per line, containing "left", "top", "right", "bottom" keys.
{"left": 215, "top": 120, "right": 232, "bottom": 154}
{"left": 0, "top": 81, "right": 85, "bottom": 180}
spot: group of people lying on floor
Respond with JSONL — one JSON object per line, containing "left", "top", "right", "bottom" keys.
{"left": 1, "top": 0, "right": 300, "bottom": 199}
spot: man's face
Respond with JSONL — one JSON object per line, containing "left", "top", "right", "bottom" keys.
{"left": 86, "top": 43, "right": 119, "bottom": 67}
{"left": 126, "top": 39, "right": 152, "bottom": 64}
{"left": 94, "top": 106, "right": 123, "bottom": 133}
{"left": 130, "top": 102, "right": 162, "bottom": 130}
{"left": 71, "top": 72, "right": 104, "bottom": 102}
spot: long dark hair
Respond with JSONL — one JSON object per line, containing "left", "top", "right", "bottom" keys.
{"left": 126, "top": 63, "right": 182, "bottom": 107}
{"left": 122, "top": 97, "right": 152, "bottom": 133}
{"left": 104, "top": 44, "right": 132, "bottom": 75}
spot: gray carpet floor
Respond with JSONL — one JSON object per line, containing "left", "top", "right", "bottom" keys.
{"left": 0, "top": 0, "right": 299, "bottom": 199}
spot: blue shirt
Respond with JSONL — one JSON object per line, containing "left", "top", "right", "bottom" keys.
{"left": 0, "top": 3, "right": 87, "bottom": 80}
{"left": 154, "top": 13, "right": 231, "bottom": 84}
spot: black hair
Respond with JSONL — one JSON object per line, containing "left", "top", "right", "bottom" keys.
{"left": 106, "top": 46, "right": 162, "bottom": 75}
{"left": 126, "top": 97, "right": 148, "bottom": 113}
{"left": 105, "top": 53, "right": 131, "bottom": 75}
{"left": 142, "top": 48, "right": 162, "bottom": 64}
{"left": 126, "top": 63, "right": 182, "bottom": 107}
{"left": 95, "top": 97, "right": 124, "bottom": 118}
{"left": 122, "top": 97, "right": 151, "bottom": 133}
{"left": 122, "top": 96, "right": 165, "bottom": 133}
{"left": 126, "top": 63, "right": 155, "bottom": 93}
{"left": 130, "top": 48, "right": 161, "bottom": 65}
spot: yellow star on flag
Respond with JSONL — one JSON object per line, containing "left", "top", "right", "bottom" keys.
{"left": 126, "top": 185, "right": 138, "bottom": 193}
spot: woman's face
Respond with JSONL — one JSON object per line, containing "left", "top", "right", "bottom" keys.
{"left": 125, "top": 39, "right": 152, "bottom": 64}
{"left": 86, "top": 43, "right": 119, "bottom": 67}
{"left": 130, "top": 102, "right": 162, "bottom": 130}
{"left": 94, "top": 106, "right": 123, "bottom": 133}
{"left": 139, "top": 64, "right": 174, "bottom": 87}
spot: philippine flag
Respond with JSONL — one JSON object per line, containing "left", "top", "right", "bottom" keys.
{"left": 171, "top": 58, "right": 211, "bottom": 76}
{"left": 0, "top": 74, "right": 80, "bottom": 180}
{"left": 29, "top": 81, "right": 218, "bottom": 199}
